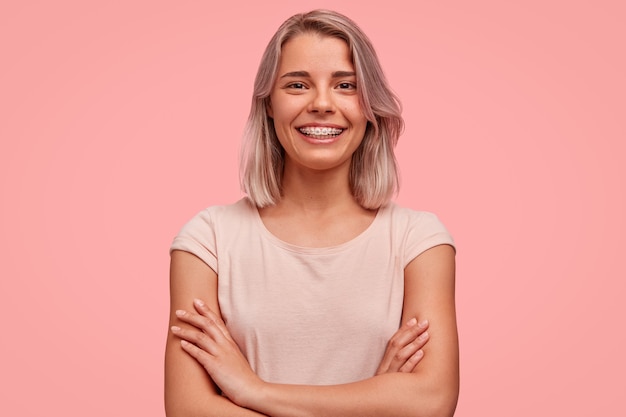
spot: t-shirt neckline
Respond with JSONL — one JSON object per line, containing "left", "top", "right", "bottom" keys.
{"left": 247, "top": 198, "right": 389, "bottom": 255}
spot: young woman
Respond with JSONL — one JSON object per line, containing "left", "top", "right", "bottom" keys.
{"left": 165, "top": 10, "right": 459, "bottom": 417}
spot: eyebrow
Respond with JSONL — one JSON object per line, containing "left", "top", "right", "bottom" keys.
{"left": 279, "top": 70, "right": 356, "bottom": 79}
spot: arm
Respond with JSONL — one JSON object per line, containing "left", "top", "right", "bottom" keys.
{"left": 175, "top": 244, "right": 459, "bottom": 417}
{"left": 164, "top": 250, "right": 267, "bottom": 417}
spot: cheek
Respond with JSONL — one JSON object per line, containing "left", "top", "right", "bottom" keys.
{"left": 339, "top": 98, "right": 366, "bottom": 122}
{"left": 269, "top": 104, "right": 292, "bottom": 125}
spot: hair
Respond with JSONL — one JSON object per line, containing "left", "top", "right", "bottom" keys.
{"left": 240, "top": 9, "right": 404, "bottom": 209}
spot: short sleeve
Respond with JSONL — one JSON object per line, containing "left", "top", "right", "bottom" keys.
{"left": 403, "top": 211, "right": 455, "bottom": 268}
{"left": 170, "top": 209, "right": 218, "bottom": 273}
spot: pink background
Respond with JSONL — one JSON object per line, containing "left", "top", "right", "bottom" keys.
{"left": 1, "top": 0, "right": 624, "bottom": 415}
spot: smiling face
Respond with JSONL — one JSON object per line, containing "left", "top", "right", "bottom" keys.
{"left": 267, "top": 33, "right": 368, "bottom": 175}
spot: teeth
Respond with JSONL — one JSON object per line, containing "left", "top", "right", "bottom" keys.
{"left": 299, "top": 127, "right": 343, "bottom": 136}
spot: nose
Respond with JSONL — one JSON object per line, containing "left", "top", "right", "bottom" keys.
{"left": 309, "top": 88, "right": 335, "bottom": 114}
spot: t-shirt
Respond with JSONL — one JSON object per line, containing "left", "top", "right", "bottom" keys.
{"left": 170, "top": 198, "right": 454, "bottom": 385}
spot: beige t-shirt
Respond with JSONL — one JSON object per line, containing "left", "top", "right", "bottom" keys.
{"left": 171, "top": 198, "right": 454, "bottom": 385}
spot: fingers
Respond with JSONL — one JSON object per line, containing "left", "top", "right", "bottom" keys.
{"left": 397, "top": 343, "right": 425, "bottom": 373}
{"left": 389, "top": 318, "right": 429, "bottom": 352}
{"left": 376, "top": 318, "right": 430, "bottom": 374}
{"left": 192, "top": 299, "right": 234, "bottom": 341}
{"left": 392, "top": 320, "right": 429, "bottom": 371}
{"left": 170, "top": 298, "right": 235, "bottom": 358}
{"left": 173, "top": 299, "right": 232, "bottom": 342}
{"left": 171, "top": 324, "right": 219, "bottom": 356}
{"left": 178, "top": 339, "right": 214, "bottom": 368}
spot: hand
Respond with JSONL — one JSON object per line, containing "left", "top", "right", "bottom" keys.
{"left": 375, "top": 318, "right": 430, "bottom": 375}
{"left": 170, "top": 299, "right": 264, "bottom": 407}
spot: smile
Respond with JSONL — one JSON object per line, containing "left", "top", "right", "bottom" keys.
{"left": 298, "top": 126, "right": 344, "bottom": 138}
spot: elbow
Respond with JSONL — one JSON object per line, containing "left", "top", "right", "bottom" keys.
{"left": 428, "top": 400, "right": 458, "bottom": 417}
{"left": 406, "top": 381, "right": 458, "bottom": 417}
{"left": 164, "top": 402, "right": 181, "bottom": 417}
{"left": 411, "top": 400, "right": 456, "bottom": 417}
{"left": 164, "top": 397, "right": 194, "bottom": 417}
{"left": 421, "top": 389, "right": 459, "bottom": 417}
{"left": 165, "top": 405, "right": 196, "bottom": 417}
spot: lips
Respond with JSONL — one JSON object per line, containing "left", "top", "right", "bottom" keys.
{"left": 298, "top": 126, "right": 344, "bottom": 137}
{"left": 297, "top": 125, "right": 345, "bottom": 143}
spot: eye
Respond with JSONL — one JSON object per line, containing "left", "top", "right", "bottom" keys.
{"left": 337, "top": 82, "right": 357, "bottom": 90}
{"left": 286, "top": 82, "right": 307, "bottom": 89}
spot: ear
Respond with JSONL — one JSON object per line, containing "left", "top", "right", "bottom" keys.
{"left": 266, "top": 99, "right": 273, "bottom": 118}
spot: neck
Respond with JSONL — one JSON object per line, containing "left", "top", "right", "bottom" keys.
{"left": 277, "top": 162, "right": 358, "bottom": 213}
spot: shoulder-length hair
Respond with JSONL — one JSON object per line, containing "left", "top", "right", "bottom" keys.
{"left": 240, "top": 9, "right": 404, "bottom": 209}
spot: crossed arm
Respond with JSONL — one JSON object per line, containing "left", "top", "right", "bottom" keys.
{"left": 164, "top": 244, "right": 458, "bottom": 417}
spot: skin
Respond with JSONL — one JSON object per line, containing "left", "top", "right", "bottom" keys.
{"left": 165, "top": 33, "right": 459, "bottom": 417}
{"left": 267, "top": 34, "right": 368, "bottom": 176}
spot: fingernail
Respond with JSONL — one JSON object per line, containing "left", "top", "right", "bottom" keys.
{"left": 419, "top": 331, "right": 429, "bottom": 341}
{"left": 193, "top": 299, "right": 204, "bottom": 307}
{"left": 407, "top": 318, "right": 417, "bottom": 326}
{"left": 171, "top": 326, "right": 181, "bottom": 332}
{"left": 175, "top": 310, "right": 185, "bottom": 317}
{"left": 418, "top": 319, "right": 429, "bottom": 328}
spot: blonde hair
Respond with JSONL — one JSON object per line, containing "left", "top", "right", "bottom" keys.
{"left": 240, "top": 9, "right": 404, "bottom": 209}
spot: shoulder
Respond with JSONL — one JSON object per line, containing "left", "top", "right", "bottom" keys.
{"left": 169, "top": 198, "right": 257, "bottom": 267}
{"left": 177, "top": 198, "right": 256, "bottom": 234}
{"left": 385, "top": 203, "right": 451, "bottom": 235}
{"left": 383, "top": 202, "right": 455, "bottom": 266}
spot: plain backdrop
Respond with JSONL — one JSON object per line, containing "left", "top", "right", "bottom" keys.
{"left": 1, "top": 0, "right": 624, "bottom": 415}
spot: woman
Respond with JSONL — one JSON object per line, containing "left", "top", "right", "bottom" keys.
{"left": 165, "top": 9, "right": 459, "bottom": 417}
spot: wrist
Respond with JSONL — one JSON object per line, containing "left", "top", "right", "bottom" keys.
{"left": 237, "top": 379, "right": 271, "bottom": 411}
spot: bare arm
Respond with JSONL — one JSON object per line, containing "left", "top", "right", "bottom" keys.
{"left": 164, "top": 250, "right": 267, "bottom": 416}
{"left": 174, "top": 244, "right": 459, "bottom": 417}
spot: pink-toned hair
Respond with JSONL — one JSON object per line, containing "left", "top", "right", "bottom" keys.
{"left": 240, "top": 9, "right": 404, "bottom": 209}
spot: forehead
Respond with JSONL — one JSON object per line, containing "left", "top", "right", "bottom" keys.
{"left": 278, "top": 33, "right": 354, "bottom": 73}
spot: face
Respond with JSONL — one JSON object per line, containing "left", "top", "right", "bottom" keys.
{"left": 268, "top": 33, "right": 368, "bottom": 175}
